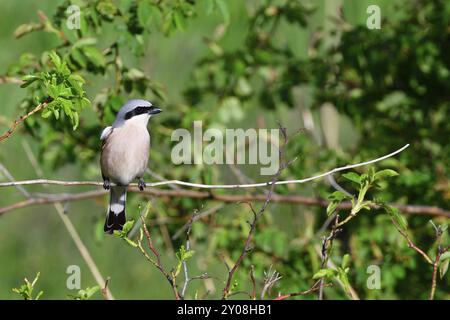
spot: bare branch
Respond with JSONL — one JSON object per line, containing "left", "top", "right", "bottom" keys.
{"left": 0, "top": 187, "right": 448, "bottom": 218}
{"left": 274, "top": 280, "right": 331, "bottom": 300}
{"left": 250, "top": 265, "right": 256, "bottom": 300}
{"left": 390, "top": 219, "right": 433, "bottom": 265}
{"left": 0, "top": 144, "right": 410, "bottom": 187}
{"left": 260, "top": 266, "right": 283, "bottom": 299}
{"left": 137, "top": 212, "right": 181, "bottom": 300}
{"left": 0, "top": 101, "right": 49, "bottom": 142}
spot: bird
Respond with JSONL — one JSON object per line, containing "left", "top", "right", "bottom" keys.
{"left": 100, "top": 99, "right": 162, "bottom": 234}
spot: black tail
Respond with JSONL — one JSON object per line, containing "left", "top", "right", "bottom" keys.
{"left": 104, "top": 209, "right": 126, "bottom": 234}
{"left": 104, "top": 185, "right": 127, "bottom": 234}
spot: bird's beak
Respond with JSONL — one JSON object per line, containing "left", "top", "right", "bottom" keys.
{"left": 148, "top": 106, "right": 162, "bottom": 115}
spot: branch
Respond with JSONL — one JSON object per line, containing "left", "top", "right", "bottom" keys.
{"left": 0, "top": 144, "right": 410, "bottom": 186}
{"left": 135, "top": 204, "right": 181, "bottom": 300}
{"left": 390, "top": 219, "right": 433, "bottom": 265}
{"left": 274, "top": 280, "right": 331, "bottom": 300}
{"left": 0, "top": 76, "right": 24, "bottom": 85}
{"left": 0, "top": 101, "right": 48, "bottom": 142}
{"left": 1, "top": 188, "right": 448, "bottom": 218}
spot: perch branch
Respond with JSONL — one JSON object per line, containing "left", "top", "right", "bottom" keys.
{"left": 0, "top": 188, "right": 449, "bottom": 218}
{"left": 0, "top": 144, "right": 410, "bottom": 187}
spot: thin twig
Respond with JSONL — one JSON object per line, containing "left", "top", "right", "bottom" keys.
{"left": 137, "top": 212, "right": 181, "bottom": 300}
{"left": 429, "top": 254, "right": 439, "bottom": 300}
{"left": 180, "top": 213, "right": 195, "bottom": 299}
{"left": 318, "top": 214, "right": 342, "bottom": 300}
{"left": 274, "top": 280, "right": 331, "bottom": 300}
{"left": 260, "top": 265, "right": 283, "bottom": 299}
{"left": 100, "top": 277, "right": 111, "bottom": 300}
{"left": 390, "top": 219, "right": 433, "bottom": 265}
{"left": 172, "top": 204, "right": 225, "bottom": 240}
{"left": 0, "top": 101, "right": 49, "bottom": 142}
{"left": 250, "top": 265, "right": 256, "bottom": 300}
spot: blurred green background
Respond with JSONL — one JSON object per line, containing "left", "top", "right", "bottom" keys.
{"left": 0, "top": 0, "right": 449, "bottom": 300}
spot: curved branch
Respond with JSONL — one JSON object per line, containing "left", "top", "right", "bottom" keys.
{"left": 0, "top": 144, "right": 410, "bottom": 187}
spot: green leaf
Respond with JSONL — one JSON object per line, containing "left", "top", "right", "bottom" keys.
{"left": 82, "top": 47, "right": 106, "bottom": 68}
{"left": 440, "top": 258, "right": 449, "bottom": 279}
{"left": 326, "top": 201, "right": 339, "bottom": 217}
{"left": 20, "top": 75, "right": 40, "bottom": 88}
{"left": 342, "top": 172, "right": 361, "bottom": 185}
{"left": 327, "top": 191, "right": 352, "bottom": 216}
{"left": 173, "top": 11, "right": 187, "bottom": 31}
{"left": 440, "top": 251, "right": 450, "bottom": 262}
{"left": 122, "top": 220, "right": 135, "bottom": 234}
{"left": 73, "top": 37, "right": 98, "bottom": 48}
{"left": 329, "top": 190, "right": 352, "bottom": 202}
{"left": 53, "top": 108, "right": 59, "bottom": 120}
{"left": 59, "top": 98, "right": 74, "bottom": 117}
{"left": 68, "top": 286, "right": 100, "bottom": 300}
{"left": 71, "top": 49, "right": 87, "bottom": 68}
{"left": 312, "top": 268, "right": 336, "bottom": 279}
{"left": 48, "top": 51, "right": 62, "bottom": 69}
{"left": 384, "top": 205, "right": 408, "bottom": 231}
{"left": 337, "top": 268, "right": 352, "bottom": 298}
{"left": 47, "top": 84, "right": 60, "bottom": 99}
{"left": 341, "top": 254, "right": 350, "bottom": 269}
{"left": 373, "top": 169, "right": 399, "bottom": 181}
{"left": 215, "top": 0, "right": 230, "bottom": 24}
{"left": 12, "top": 272, "right": 43, "bottom": 300}
{"left": 41, "top": 108, "right": 52, "bottom": 118}
{"left": 138, "top": 0, "right": 159, "bottom": 27}
{"left": 72, "top": 112, "right": 79, "bottom": 130}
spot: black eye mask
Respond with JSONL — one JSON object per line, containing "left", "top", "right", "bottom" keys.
{"left": 124, "top": 106, "right": 160, "bottom": 120}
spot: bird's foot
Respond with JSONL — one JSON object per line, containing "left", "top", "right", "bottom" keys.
{"left": 138, "top": 178, "right": 146, "bottom": 191}
{"left": 103, "top": 178, "right": 111, "bottom": 190}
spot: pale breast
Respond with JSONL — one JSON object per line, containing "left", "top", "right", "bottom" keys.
{"left": 101, "top": 125, "right": 150, "bottom": 185}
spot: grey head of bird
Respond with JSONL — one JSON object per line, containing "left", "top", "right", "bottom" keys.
{"left": 113, "top": 99, "right": 162, "bottom": 127}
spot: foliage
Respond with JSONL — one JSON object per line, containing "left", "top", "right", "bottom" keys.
{"left": 67, "top": 286, "right": 100, "bottom": 300}
{"left": 311, "top": 0, "right": 450, "bottom": 208}
{"left": 12, "top": 272, "right": 44, "bottom": 300}
{"left": 1, "top": 0, "right": 449, "bottom": 300}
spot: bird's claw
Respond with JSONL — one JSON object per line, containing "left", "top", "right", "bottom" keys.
{"left": 138, "top": 178, "right": 146, "bottom": 191}
{"left": 103, "top": 179, "right": 111, "bottom": 190}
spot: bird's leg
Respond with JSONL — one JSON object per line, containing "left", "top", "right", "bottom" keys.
{"left": 103, "top": 176, "right": 111, "bottom": 190}
{"left": 138, "top": 177, "right": 146, "bottom": 191}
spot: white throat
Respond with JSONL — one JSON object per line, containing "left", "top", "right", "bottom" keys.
{"left": 125, "top": 113, "right": 151, "bottom": 128}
